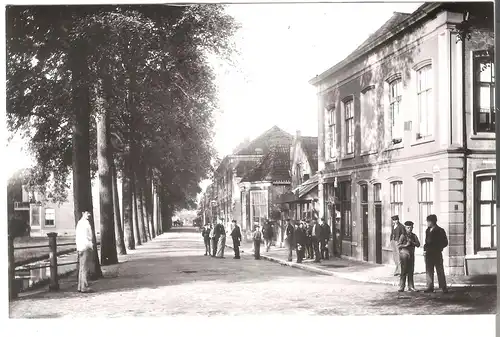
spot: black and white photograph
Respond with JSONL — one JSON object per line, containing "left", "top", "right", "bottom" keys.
{"left": 4, "top": 0, "right": 498, "bottom": 322}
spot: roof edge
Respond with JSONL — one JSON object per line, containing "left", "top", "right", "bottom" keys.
{"left": 308, "top": 2, "right": 442, "bottom": 86}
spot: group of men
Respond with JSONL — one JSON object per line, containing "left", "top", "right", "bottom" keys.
{"left": 390, "top": 214, "right": 449, "bottom": 293}
{"left": 279, "top": 218, "right": 331, "bottom": 263}
{"left": 201, "top": 220, "right": 242, "bottom": 259}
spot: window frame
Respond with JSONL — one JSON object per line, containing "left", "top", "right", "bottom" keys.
{"left": 475, "top": 174, "right": 497, "bottom": 252}
{"left": 416, "top": 64, "right": 433, "bottom": 140}
{"left": 389, "top": 181, "right": 403, "bottom": 218}
{"left": 389, "top": 78, "right": 403, "bottom": 142}
{"left": 417, "top": 178, "right": 433, "bottom": 240}
{"left": 44, "top": 208, "right": 56, "bottom": 227}
{"left": 250, "top": 190, "right": 268, "bottom": 225}
{"left": 473, "top": 50, "right": 496, "bottom": 133}
{"left": 344, "top": 99, "right": 354, "bottom": 155}
{"left": 326, "top": 105, "right": 336, "bottom": 160}
{"left": 340, "top": 181, "right": 352, "bottom": 240}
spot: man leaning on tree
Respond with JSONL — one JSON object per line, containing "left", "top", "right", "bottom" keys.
{"left": 76, "top": 211, "right": 94, "bottom": 293}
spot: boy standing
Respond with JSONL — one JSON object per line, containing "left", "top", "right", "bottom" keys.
{"left": 397, "top": 221, "right": 420, "bottom": 292}
{"left": 253, "top": 225, "right": 262, "bottom": 260}
{"left": 202, "top": 224, "right": 211, "bottom": 256}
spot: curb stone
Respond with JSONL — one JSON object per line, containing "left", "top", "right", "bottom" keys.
{"left": 225, "top": 244, "right": 495, "bottom": 289}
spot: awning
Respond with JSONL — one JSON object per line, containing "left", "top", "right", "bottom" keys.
{"left": 298, "top": 174, "right": 319, "bottom": 199}
{"left": 275, "top": 191, "right": 298, "bottom": 204}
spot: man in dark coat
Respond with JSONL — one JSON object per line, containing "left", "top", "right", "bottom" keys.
{"left": 202, "top": 224, "right": 211, "bottom": 256}
{"left": 320, "top": 218, "right": 331, "bottom": 260}
{"left": 263, "top": 221, "right": 274, "bottom": 252}
{"left": 212, "top": 222, "right": 222, "bottom": 257}
{"left": 294, "top": 222, "right": 306, "bottom": 263}
{"left": 390, "top": 215, "right": 406, "bottom": 275}
{"left": 305, "top": 220, "right": 314, "bottom": 259}
{"left": 311, "top": 219, "right": 322, "bottom": 263}
{"left": 423, "top": 214, "right": 449, "bottom": 293}
{"left": 230, "top": 220, "right": 242, "bottom": 259}
{"left": 285, "top": 219, "right": 294, "bottom": 262}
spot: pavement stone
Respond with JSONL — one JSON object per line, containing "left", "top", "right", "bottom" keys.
{"left": 9, "top": 228, "right": 496, "bottom": 317}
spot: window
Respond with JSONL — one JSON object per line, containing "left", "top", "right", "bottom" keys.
{"left": 476, "top": 175, "right": 496, "bottom": 251}
{"left": 389, "top": 79, "right": 403, "bottom": 141}
{"left": 418, "top": 178, "right": 433, "bottom": 239}
{"left": 373, "top": 183, "right": 382, "bottom": 203}
{"left": 340, "top": 181, "right": 352, "bottom": 239}
{"left": 416, "top": 65, "right": 433, "bottom": 139}
{"left": 327, "top": 106, "right": 336, "bottom": 159}
{"left": 250, "top": 190, "right": 268, "bottom": 225}
{"left": 390, "top": 181, "right": 403, "bottom": 218}
{"left": 360, "top": 184, "right": 368, "bottom": 204}
{"left": 45, "top": 208, "right": 55, "bottom": 227}
{"left": 344, "top": 99, "right": 354, "bottom": 154}
{"left": 361, "top": 87, "right": 377, "bottom": 152}
{"left": 473, "top": 50, "right": 495, "bottom": 133}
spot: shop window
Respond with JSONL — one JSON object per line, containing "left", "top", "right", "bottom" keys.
{"left": 250, "top": 190, "right": 268, "bottom": 225}
{"left": 340, "top": 181, "right": 352, "bottom": 239}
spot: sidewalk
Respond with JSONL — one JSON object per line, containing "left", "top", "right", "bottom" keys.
{"left": 227, "top": 241, "right": 496, "bottom": 288}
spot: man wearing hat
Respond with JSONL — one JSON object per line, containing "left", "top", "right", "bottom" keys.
{"left": 390, "top": 215, "right": 406, "bottom": 276}
{"left": 284, "top": 219, "right": 294, "bottom": 262}
{"left": 397, "top": 221, "right": 420, "bottom": 292}
{"left": 320, "top": 217, "right": 331, "bottom": 260}
{"left": 423, "top": 214, "right": 449, "bottom": 293}
{"left": 230, "top": 220, "right": 242, "bottom": 259}
{"left": 252, "top": 224, "right": 262, "bottom": 260}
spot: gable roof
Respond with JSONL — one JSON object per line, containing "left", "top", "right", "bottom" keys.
{"left": 240, "top": 144, "right": 292, "bottom": 183}
{"left": 235, "top": 125, "right": 293, "bottom": 155}
{"left": 234, "top": 159, "right": 260, "bottom": 177}
{"left": 301, "top": 136, "right": 318, "bottom": 174}
{"left": 309, "top": 3, "right": 441, "bottom": 85}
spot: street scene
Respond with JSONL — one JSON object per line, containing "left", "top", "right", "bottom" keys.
{"left": 5, "top": 1, "right": 497, "bottom": 319}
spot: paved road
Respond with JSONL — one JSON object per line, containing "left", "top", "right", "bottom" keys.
{"left": 9, "top": 228, "right": 496, "bottom": 317}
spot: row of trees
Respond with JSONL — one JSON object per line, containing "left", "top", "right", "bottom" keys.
{"left": 7, "top": 5, "right": 238, "bottom": 276}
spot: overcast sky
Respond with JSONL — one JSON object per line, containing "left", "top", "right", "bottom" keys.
{"left": 5, "top": 2, "right": 424, "bottom": 184}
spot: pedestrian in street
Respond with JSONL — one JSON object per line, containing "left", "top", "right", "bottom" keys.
{"left": 253, "top": 225, "right": 262, "bottom": 260}
{"left": 263, "top": 220, "right": 274, "bottom": 252}
{"left": 397, "top": 221, "right": 420, "bottom": 292}
{"left": 76, "top": 211, "right": 94, "bottom": 293}
{"left": 211, "top": 223, "right": 218, "bottom": 257}
{"left": 216, "top": 223, "right": 226, "bottom": 258}
{"left": 305, "top": 220, "right": 314, "bottom": 259}
{"left": 311, "top": 219, "right": 322, "bottom": 263}
{"left": 295, "top": 221, "right": 306, "bottom": 263}
{"left": 285, "top": 219, "right": 294, "bottom": 262}
{"left": 230, "top": 220, "right": 242, "bottom": 259}
{"left": 320, "top": 218, "right": 331, "bottom": 260}
{"left": 390, "top": 215, "right": 406, "bottom": 276}
{"left": 423, "top": 214, "right": 449, "bottom": 293}
{"left": 202, "top": 223, "right": 211, "bottom": 256}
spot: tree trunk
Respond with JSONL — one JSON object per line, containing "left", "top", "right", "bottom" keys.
{"left": 146, "top": 177, "right": 155, "bottom": 239}
{"left": 132, "top": 176, "right": 142, "bottom": 246}
{"left": 95, "top": 80, "right": 118, "bottom": 266}
{"left": 122, "top": 164, "right": 135, "bottom": 250}
{"left": 112, "top": 161, "right": 126, "bottom": 255}
{"left": 136, "top": 177, "right": 148, "bottom": 243}
{"left": 70, "top": 38, "right": 102, "bottom": 279}
{"left": 152, "top": 184, "right": 158, "bottom": 236}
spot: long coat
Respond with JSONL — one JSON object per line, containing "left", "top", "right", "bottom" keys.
{"left": 231, "top": 226, "right": 242, "bottom": 247}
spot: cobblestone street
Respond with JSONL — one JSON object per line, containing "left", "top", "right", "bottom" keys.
{"left": 9, "top": 228, "right": 496, "bottom": 318}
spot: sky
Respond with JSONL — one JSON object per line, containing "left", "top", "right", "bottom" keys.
{"left": 4, "top": 2, "right": 424, "bottom": 186}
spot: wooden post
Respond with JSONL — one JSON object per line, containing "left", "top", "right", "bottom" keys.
{"left": 47, "top": 232, "right": 59, "bottom": 291}
{"left": 8, "top": 235, "right": 17, "bottom": 300}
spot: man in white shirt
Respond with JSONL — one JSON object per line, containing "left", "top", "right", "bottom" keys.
{"left": 76, "top": 211, "right": 94, "bottom": 293}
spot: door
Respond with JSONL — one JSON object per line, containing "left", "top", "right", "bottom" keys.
{"left": 375, "top": 204, "right": 382, "bottom": 264}
{"left": 360, "top": 184, "right": 369, "bottom": 262}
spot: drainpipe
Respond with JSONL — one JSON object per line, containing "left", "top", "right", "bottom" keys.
{"left": 495, "top": 3, "right": 500, "bottom": 282}
{"left": 461, "top": 12, "right": 468, "bottom": 266}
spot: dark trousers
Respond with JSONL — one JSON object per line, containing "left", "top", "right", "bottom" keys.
{"left": 425, "top": 251, "right": 447, "bottom": 290}
{"left": 399, "top": 250, "right": 415, "bottom": 290}
{"left": 204, "top": 238, "right": 211, "bottom": 255}
{"left": 232, "top": 239, "right": 240, "bottom": 258}
{"left": 286, "top": 237, "right": 293, "bottom": 261}
{"left": 320, "top": 239, "right": 329, "bottom": 259}
{"left": 296, "top": 245, "right": 304, "bottom": 263}
{"left": 254, "top": 241, "right": 261, "bottom": 259}
{"left": 211, "top": 238, "right": 218, "bottom": 257}
{"left": 306, "top": 240, "right": 313, "bottom": 259}
{"left": 265, "top": 238, "right": 272, "bottom": 252}
{"left": 312, "top": 238, "right": 321, "bottom": 262}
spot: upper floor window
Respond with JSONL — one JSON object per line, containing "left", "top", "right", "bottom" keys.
{"left": 326, "top": 106, "right": 336, "bottom": 160}
{"left": 389, "top": 79, "right": 403, "bottom": 141}
{"left": 344, "top": 99, "right": 354, "bottom": 154}
{"left": 476, "top": 175, "right": 496, "bottom": 251}
{"left": 416, "top": 65, "right": 433, "bottom": 139}
{"left": 473, "top": 50, "right": 495, "bottom": 133}
{"left": 390, "top": 181, "right": 403, "bottom": 218}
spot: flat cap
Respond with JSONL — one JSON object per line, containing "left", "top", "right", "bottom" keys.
{"left": 391, "top": 215, "right": 399, "bottom": 220}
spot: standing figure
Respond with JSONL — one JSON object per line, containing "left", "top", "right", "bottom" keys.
{"left": 202, "top": 224, "right": 211, "bottom": 256}
{"left": 390, "top": 215, "right": 406, "bottom": 276}
{"left": 285, "top": 219, "right": 294, "bottom": 262}
{"left": 263, "top": 221, "right": 274, "bottom": 252}
{"left": 397, "top": 221, "right": 420, "bottom": 292}
{"left": 424, "top": 214, "right": 449, "bottom": 293}
{"left": 295, "top": 222, "right": 306, "bottom": 263}
{"left": 230, "top": 220, "right": 242, "bottom": 259}
{"left": 320, "top": 218, "right": 331, "bottom": 260}
{"left": 305, "top": 221, "right": 314, "bottom": 259}
{"left": 252, "top": 225, "right": 262, "bottom": 260}
{"left": 216, "top": 223, "right": 226, "bottom": 258}
{"left": 76, "top": 211, "right": 94, "bottom": 293}
{"left": 311, "top": 219, "right": 322, "bottom": 263}
{"left": 210, "top": 223, "right": 218, "bottom": 257}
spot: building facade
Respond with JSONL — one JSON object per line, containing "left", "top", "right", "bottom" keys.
{"left": 310, "top": 2, "right": 495, "bottom": 275}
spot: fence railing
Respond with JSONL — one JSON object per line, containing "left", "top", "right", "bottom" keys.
{"left": 8, "top": 233, "right": 100, "bottom": 300}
